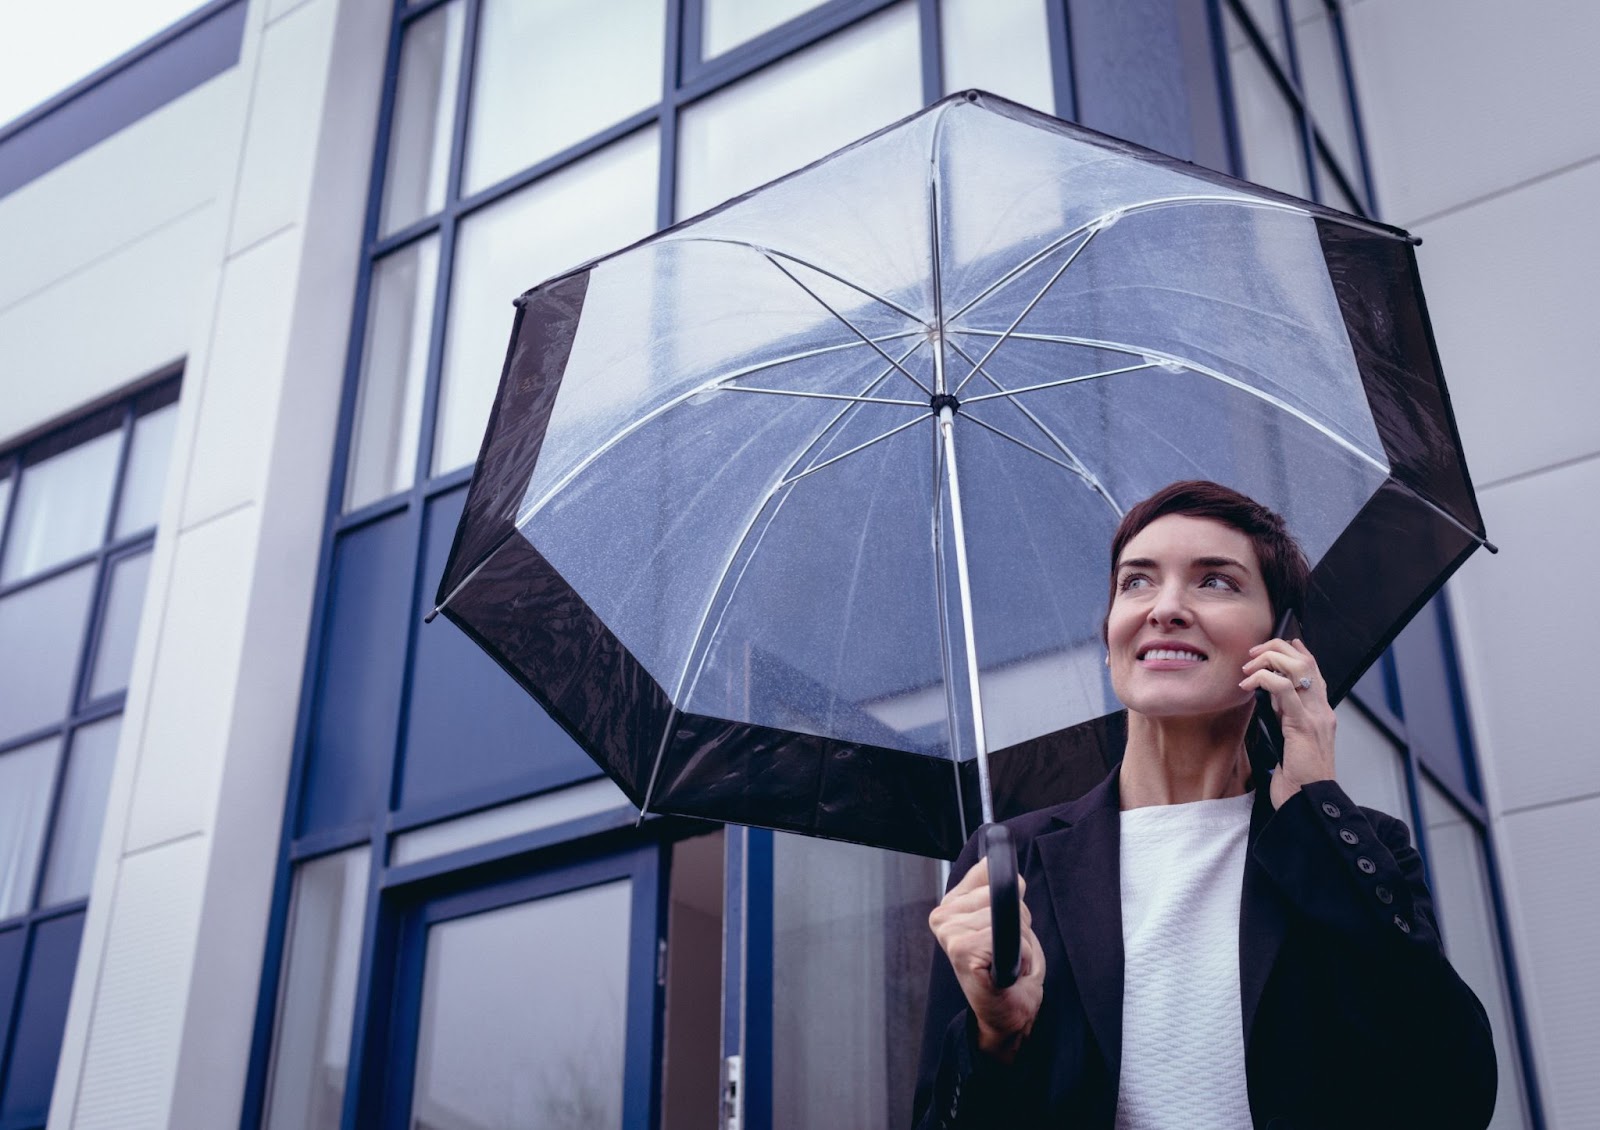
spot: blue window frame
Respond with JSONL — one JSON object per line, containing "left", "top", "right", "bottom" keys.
{"left": 0, "top": 373, "right": 180, "bottom": 1130}
{"left": 247, "top": 1, "right": 1540, "bottom": 1127}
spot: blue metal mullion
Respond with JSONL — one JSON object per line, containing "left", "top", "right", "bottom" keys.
{"left": 655, "top": 0, "right": 682, "bottom": 230}
{"left": 676, "top": 0, "right": 902, "bottom": 101}
{"left": 0, "top": 915, "right": 37, "bottom": 1109}
{"left": 1273, "top": 0, "right": 1319, "bottom": 201}
{"left": 679, "top": 0, "right": 704, "bottom": 79}
{"left": 1474, "top": 815, "right": 1549, "bottom": 1130}
{"left": 410, "top": 0, "right": 479, "bottom": 487}
{"left": 744, "top": 829, "right": 774, "bottom": 1130}
{"left": 0, "top": 454, "right": 18, "bottom": 579}
{"left": 0, "top": 545, "right": 109, "bottom": 602}
{"left": 916, "top": 0, "right": 942, "bottom": 105}
{"left": 1045, "top": 0, "right": 1078, "bottom": 122}
{"left": 236, "top": 0, "right": 412, "bottom": 1122}
{"left": 342, "top": 842, "right": 399, "bottom": 1130}
{"left": 1326, "top": 0, "right": 1378, "bottom": 214}
{"left": 1400, "top": 748, "right": 1435, "bottom": 902}
{"left": 1205, "top": 0, "right": 1245, "bottom": 180}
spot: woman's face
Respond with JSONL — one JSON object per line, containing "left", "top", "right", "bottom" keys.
{"left": 1107, "top": 513, "right": 1276, "bottom": 721}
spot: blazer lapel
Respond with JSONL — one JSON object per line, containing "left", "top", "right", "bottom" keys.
{"left": 1036, "top": 773, "right": 1125, "bottom": 1084}
{"left": 1239, "top": 784, "right": 1290, "bottom": 1051}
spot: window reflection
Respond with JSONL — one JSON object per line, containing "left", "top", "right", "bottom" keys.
{"left": 770, "top": 834, "right": 942, "bottom": 1130}
{"left": 435, "top": 130, "right": 660, "bottom": 475}
{"left": 1420, "top": 782, "right": 1532, "bottom": 1130}
{"left": 113, "top": 402, "right": 178, "bottom": 538}
{"left": 1333, "top": 702, "right": 1409, "bottom": 819}
{"left": 40, "top": 717, "right": 120, "bottom": 906}
{"left": 0, "top": 565, "right": 98, "bottom": 744}
{"left": 1, "top": 429, "right": 120, "bottom": 583}
{"left": 464, "top": 0, "right": 663, "bottom": 196}
{"left": 0, "top": 737, "right": 58, "bottom": 920}
{"left": 88, "top": 551, "right": 153, "bottom": 700}
{"left": 676, "top": 2, "right": 921, "bottom": 220}
{"left": 1224, "top": 8, "right": 1308, "bottom": 197}
{"left": 702, "top": 0, "right": 826, "bottom": 58}
{"left": 411, "top": 881, "right": 632, "bottom": 1129}
{"left": 263, "top": 849, "right": 372, "bottom": 1130}
{"left": 941, "top": 0, "right": 1054, "bottom": 112}
{"left": 347, "top": 237, "right": 439, "bottom": 509}
{"left": 380, "top": 0, "right": 464, "bottom": 236}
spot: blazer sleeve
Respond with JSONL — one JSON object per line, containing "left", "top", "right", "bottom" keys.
{"left": 1252, "top": 778, "right": 1499, "bottom": 1128}
{"left": 911, "top": 832, "right": 1046, "bottom": 1129}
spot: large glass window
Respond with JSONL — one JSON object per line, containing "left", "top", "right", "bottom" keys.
{"left": 1220, "top": 0, "right": 1370, "bottom": 213}
{"left": 263, "top": 2, "right": 1535, "bottom": 1128}
{"left": 0, "top": 378, "right": 178, "bottom": 1128}
{"left": 677, "top": 2, "right": 921, "bottom": 220}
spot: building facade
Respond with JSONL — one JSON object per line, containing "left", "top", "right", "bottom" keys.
{"left": 0, "top": 0, "right": 1593, "bottom": 1127}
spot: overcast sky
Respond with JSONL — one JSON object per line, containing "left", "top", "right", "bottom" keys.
{"left": 0, "top": 0, "right": 208, "bottom": 129}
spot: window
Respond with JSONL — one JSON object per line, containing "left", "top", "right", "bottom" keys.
{"left": 0, "top": 377, "right": 178, "bottom": 1127}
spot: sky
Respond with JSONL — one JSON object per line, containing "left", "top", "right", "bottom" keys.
{"left": 0, "top": 0, "right": 209, "bottom": 130}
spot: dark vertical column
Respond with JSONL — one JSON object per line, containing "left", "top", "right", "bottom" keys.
{"left": 1065, "top": 0, "right": 1229, "bottom": 171}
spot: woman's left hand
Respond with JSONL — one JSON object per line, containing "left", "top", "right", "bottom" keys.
{"left": 1240, "top": 637, "right": 1338, "bottom": 809}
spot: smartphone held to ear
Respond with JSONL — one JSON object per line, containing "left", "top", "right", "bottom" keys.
{"left": 1249, "top": 607, "right": 1302, "bottom": 782}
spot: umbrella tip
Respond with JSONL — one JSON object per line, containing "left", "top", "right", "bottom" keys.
{"left": 1484, "top": 538, "right": 1499, "bottom": 555}
{"left": 423, "top": 606, "right": 441, "bottom": 624}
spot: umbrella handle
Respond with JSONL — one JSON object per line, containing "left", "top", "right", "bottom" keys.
{"left": 983, "top": 823, "right": 1022, "bottom": 990}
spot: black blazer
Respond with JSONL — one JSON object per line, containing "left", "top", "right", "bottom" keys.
{"left": 913, "top": 768, "right": 1497, "bottom": 1129}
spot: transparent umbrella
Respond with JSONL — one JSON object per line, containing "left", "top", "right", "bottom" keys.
{"left": 430, "top": 91, "right": 1492, "bottom": 983}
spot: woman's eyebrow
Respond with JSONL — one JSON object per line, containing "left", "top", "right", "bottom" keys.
{"left": 1116, "top": 557, "right": 1158, "bottom": 570}
{"left": 1192, "top": 556, "right": 1249, "bottom": 571}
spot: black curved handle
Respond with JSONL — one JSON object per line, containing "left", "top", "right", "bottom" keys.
{"left": 983, "top": 823, "right": 1022, "bottom": 990}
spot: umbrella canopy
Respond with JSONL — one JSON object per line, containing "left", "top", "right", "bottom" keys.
{"left": 432, "top": 90, "right": 1490, "bottom": 860}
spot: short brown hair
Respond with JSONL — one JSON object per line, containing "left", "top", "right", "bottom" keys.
{"left": 1103, "top": 480, "right": 1310, "bottom": 641}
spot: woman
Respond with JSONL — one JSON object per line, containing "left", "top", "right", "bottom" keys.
{"left": 913, "top": 481, "right": 1496, "bottom": 1129}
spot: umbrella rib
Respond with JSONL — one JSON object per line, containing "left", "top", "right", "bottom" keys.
{"left": 776, "top": 413, "right": 933, "bottom": 488}
{"left": 943, "top": 337, "right": 1124, "bottom": 517}
{"left": 959, "top": 414, "right": 1084, "bottom": 475}
{"left": 959, "top": 329, "right": 1391, "bottom": 474}
{"left": 668, "top": 236, "right": 928, "bottom": 325}
{"left": 638, "top": 343, "right": 927, "bottom": 817}
{"left": 514, "top": 335, "right": 922, "bottom": 530}
{"left": 961, "top": 361, "right": 1158, "bottom": 402}
{"left": 952, "top": 228, "right": 1098, "bottom": 397}
{"left": 949, "top": 194, "right": 1320, "bottom": 324}
{"left": 718, "top": 386, "right": 926, "bottom": 407}
{"left": 761, "top": 253, "right": 934, "bottom": 396}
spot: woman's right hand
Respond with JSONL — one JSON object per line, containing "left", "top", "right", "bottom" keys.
{"left": 928, "top": 857, "right": 1046, "bottom": 1064}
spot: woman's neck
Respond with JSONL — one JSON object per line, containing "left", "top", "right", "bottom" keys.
{"left": 1119, "top": 706, "right": 1253, "bottom": 809}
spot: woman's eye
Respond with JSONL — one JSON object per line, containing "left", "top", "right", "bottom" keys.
{"left": 1201, "top": 574, "right": 1240, "bottom": 591}
{"left": 1119, "top": 575, "right": 1150, "bottom": 591}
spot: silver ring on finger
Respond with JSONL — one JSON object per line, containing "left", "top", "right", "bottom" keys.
{"left": 1296, "top": 676, "right": 1313, "bottom": 690}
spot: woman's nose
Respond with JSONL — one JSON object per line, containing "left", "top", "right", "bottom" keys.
{"left": 1148, "top": 583, "right": 1191, "bottom": 627}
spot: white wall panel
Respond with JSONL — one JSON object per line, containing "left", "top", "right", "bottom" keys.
{"left": 1496, "top": 797, "right": 1600, "bottom": 1128}
{"left": 181, "top": 228, "right": 302, "bottom": 525}
{"left": 123, "top": 507, "right": 260, "bottom": 851}
{"left": 69, "top": 837, "right": 207, "bottom": 1130}
{"left": 1345, "top": 0, "right": 1600, "bottom": 225}
{"left": 0, "top": 204, "right": 217, "bottom": 448}
{"left": 1449, "top": 456, "right": 1600, "bottom": 813}
{"left": 1414, "top": 159, "right": 1600, "bottom": 486}
{"left": 228, "top": 0, "right": 340, "bottom": 252}
{"left": 0, "top": 74, "right": 238, "bottom": 313}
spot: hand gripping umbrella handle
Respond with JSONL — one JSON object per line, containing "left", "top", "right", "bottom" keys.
{"left": 983, "top": 823, "right": 1022, "bottom": 990}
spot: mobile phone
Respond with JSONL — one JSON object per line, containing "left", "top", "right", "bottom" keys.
{"left": 1249, "top": 607, "right": 1302, "bottom": 782}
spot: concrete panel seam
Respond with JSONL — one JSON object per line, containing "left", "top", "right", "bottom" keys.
{"left": 1408, "top": 150, "right": 1600, "bottom": 230}
{"left": 1477, "top": 447, "right": 1600, "bottom": 493}
{"left": 0, "top": 199, "right": 215, "bottom": 317}
{"left": 1500, "top": 787, "right": 1600, "bottom": 820}
{"left": 122, "top": 829, "right": 208, "bottom": 859}
{"left": 224, "top": 219, "right": 298, "bottom": 262}
{"left": 177, "top": 496, "right": 257, "bottom": 536}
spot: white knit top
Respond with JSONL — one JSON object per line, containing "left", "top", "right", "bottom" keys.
{"left": 1114, "top": 791, "right": 1255, "bottom": 1130}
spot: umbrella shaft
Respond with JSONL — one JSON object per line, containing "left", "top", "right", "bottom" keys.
{"left": 940, "top": 407, "right": 995, "bottom": 825}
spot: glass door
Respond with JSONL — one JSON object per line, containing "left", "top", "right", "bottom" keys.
{"left": 376, "top": 846, "right": 664, "bottom": 1130}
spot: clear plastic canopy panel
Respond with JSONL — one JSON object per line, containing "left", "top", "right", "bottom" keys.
{"left": 516, "top": 95, "right": 1389, "bottom": 780}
